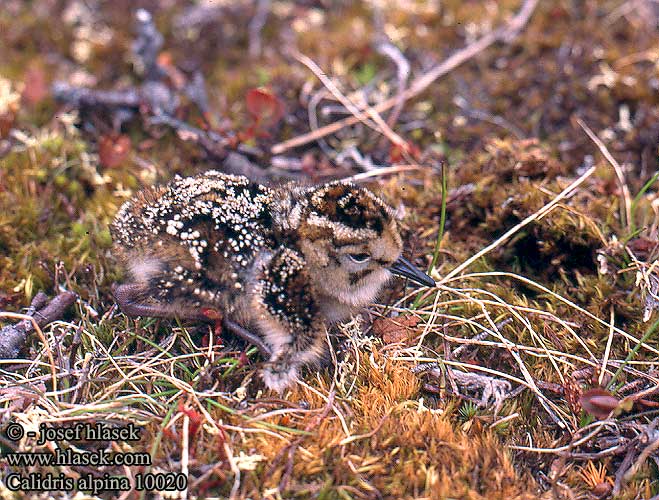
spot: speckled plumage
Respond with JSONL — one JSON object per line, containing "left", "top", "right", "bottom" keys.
{"left": 110, "top": 170, "right": 433, "bottom": 391}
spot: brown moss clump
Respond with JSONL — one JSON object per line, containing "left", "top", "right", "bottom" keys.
{"left": 229, "top": 358, "right": 537, "bottom": 499}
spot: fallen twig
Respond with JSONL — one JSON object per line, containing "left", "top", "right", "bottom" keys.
{"left": 248, "top": 0, "right": 271, "bottom": 58}
{"left": 289, "top": 50, "right": 408, "bottom": 150}
{"left": 53, "top": 10, "right": 181, "bottom": 126}
{"left": 372, "top": 5, "right": 410, "bottom": 132}
{"left": 0, "top": 291, "right": 77, "bottom": 359}
{"left": 414, "top": 362, "right": 512, "bottom": 413}
{"left": 52, "top": 9, "right": 274, "bottom": 181}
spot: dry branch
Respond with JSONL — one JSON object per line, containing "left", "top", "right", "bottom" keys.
{"left": 52, "top": 9, "right": 277, "bottom": 182}
{"left": 0, "top": 291, "right": 77, "bottom": 359}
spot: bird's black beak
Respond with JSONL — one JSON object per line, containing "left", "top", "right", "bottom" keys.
{"left": 389, "top": 256, "right": 435, "bottom": 288}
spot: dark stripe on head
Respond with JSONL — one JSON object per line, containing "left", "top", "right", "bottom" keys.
{"left": 310, "top": 183, "right": 392, "bottom": 234}
{"left": 349, "top": 269, "right": 372, "bottom": 285}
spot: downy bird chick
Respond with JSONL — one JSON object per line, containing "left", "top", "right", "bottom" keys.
{"left": 110, "top": 170, "right": 434, "bottom": 391}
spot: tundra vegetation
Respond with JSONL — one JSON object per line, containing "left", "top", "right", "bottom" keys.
{"left": 0, "top": 1, "right": 658, "bottom": 498}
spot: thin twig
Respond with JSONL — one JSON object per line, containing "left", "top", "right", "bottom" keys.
{"left": 0, "top": 291, "right": 77, "bottom": 394}
{"left": 373, "top": 36, "right": 410, "bottom": 131}
{"left": 342, "top": 164, "right": 424, "bottom": 182}
{"left": 372, "top": 5, "right": 409, "bottom": 131}
{"left": 626, "top": 431, "right": 659, "bottom": 483}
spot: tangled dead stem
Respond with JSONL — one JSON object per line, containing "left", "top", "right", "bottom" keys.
{"left": 1, "top": 1, "right": 659, "bottom": 499}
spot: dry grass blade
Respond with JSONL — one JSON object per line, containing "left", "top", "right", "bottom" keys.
{"left": 343, "top": 164, "right": 425, "bottom": 182}
{"left": 600, "top": 305, "right": 616, "bottom": 386}
{"left": 455, "top": 272, "right": 659, "bottom": 358}
{"left": 289, "top": 50, "right": 413, "bottom": 162}
{"left": 409, "top": 288, "right": 571, "bottom": 427}
{"left": 437, "top": 165, "right": 597, "bottom": 284}
{"left": 577, "top": 118, "right": 632, "bottom": 228}
{"left": 271, "top": 0, "right": 540, "bottom": 154}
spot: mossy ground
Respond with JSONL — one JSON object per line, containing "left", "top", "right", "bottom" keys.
{"left": 1, "top": 1, "right": 658, "bottom": 499}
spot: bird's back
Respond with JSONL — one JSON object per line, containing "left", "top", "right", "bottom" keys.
{"left": 110, "top": 171, "right": 276, "bottom": 307}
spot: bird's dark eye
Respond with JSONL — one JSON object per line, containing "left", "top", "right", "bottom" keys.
{"left": 348, "top": 253, "right": 371, "bottom": 263}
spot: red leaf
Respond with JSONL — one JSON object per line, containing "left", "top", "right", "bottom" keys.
{"left": 0, "top": 111, "right": 15, "bottom": 139}
{"left": 238, "top": 351, "right": 249, "bottom": 367}
{"left": 245, "top": 87, "right": 284, "bottom": 129}
{"left": 579, "top": 388, "right": 620, "bottom": 419}
{"left": 372, "top": 315, "right": 420, "bottom": 344}
{"left": 389, "top": 141, "right": 421, "bottom": 163}
{"left": 98, "top": 134, "right": 131, "bottom": 169}
{"left": 177, "top": 401, "right": 203, "bottom": 450}
{"left": 22, "top": 63, "right": 48, "bottom": 107}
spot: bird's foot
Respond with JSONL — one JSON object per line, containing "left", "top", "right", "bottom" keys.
{"left": 200, "top": 307, "right": 224, "bottom": 335}
{"left": 261, "top": 362, "right": 299, "bottom": 393}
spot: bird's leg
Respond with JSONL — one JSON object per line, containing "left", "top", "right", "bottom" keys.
{"left": 199, "top": 307, "right": 224, "bottom": 335}
{"left": 198, "top": 308, "right": 270, "bottom": 356}
{"left": 112, "top": 283, "right": 271, "bottom": 357}
{"left": 198, "top": 307, "right": 224, "bottom": 349}
{"left": 261, "top": 346, "right": 301, "bottom": 393}
{"left": 112, "top": 283, "right": 207, "bottom": 321}
{"left": 261, "top": 323, "right": 327, "bottom": 392}
{"left": 223, "top": 318, "right": 272, "bottom": 357}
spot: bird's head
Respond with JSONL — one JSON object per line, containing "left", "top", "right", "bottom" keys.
{"left": 292, "top": 181, "right": 434, "bottom": 308}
